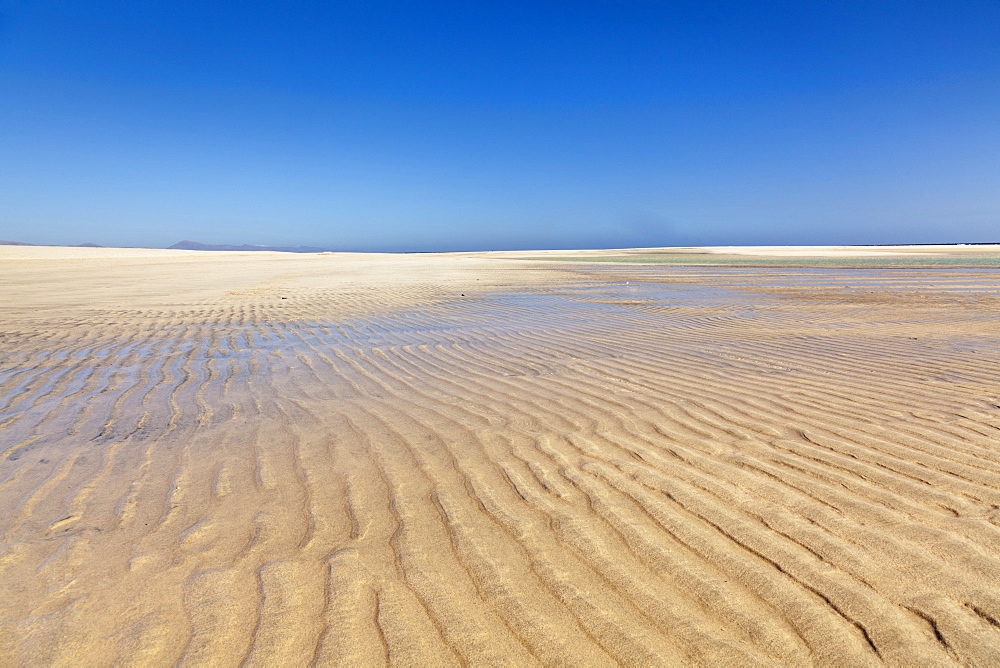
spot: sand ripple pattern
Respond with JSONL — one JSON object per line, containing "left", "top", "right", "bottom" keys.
{"left": 2, "top": 265, "right": 1000, "bottom": 665}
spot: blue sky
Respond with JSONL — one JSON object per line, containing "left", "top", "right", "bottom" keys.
{"left": 1, "top": 1, "right": 998, "bottom": 250}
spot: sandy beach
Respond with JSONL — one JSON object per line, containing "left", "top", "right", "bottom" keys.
{"left": 2, "top": 244, "right": 1000, "bottom": 665}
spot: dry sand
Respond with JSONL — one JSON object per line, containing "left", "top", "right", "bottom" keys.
{"left": 2, "top": 245, "right": 1000, "bottom": 665}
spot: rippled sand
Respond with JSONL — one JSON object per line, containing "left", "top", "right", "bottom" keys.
{"left": 2, "top": 246, "right": 1000, "bottom": 665}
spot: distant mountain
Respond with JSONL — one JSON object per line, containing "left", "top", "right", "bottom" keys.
{"left": 75, "top": 242, "right": 103, "bottom": 247}
{"left": 169, "top": 240, "right": 329, "bottom": 253}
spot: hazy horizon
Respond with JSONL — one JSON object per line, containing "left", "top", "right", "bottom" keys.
{"left": 5, "top": 238, "right": 1000, "bottom": 255}
{"left": 2, "top": 1, "right": 998, "bottom": 251}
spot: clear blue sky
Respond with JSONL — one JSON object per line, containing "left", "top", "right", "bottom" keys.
{"left": 2, "top": 1, "right": 998, "bottom": 250}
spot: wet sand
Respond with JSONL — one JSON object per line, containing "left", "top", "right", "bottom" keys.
{"left": 2, "top": 245, "right": 1000, "bottom": 665}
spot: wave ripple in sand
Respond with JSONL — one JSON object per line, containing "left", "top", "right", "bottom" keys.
{"left": 2, "top": 252, "right": 1000, "bottom": 665}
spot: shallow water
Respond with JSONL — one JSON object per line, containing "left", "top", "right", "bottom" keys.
{"left": 588, "top": 264, "right": 1000, "bottom": 294}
